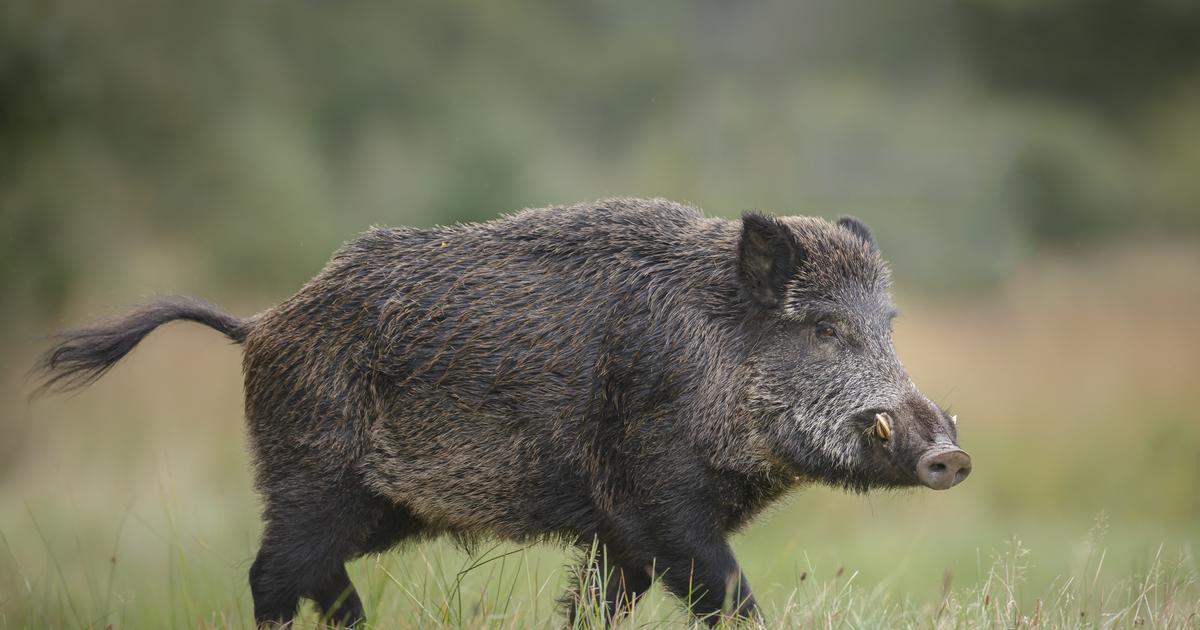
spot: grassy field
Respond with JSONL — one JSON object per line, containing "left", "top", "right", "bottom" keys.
{"left": 1, "top": 243, "right": 1198, "bottom": 628}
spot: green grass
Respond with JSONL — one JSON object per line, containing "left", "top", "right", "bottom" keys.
{"left": 2, "top": 503, "right": 1197, "bottom": 628}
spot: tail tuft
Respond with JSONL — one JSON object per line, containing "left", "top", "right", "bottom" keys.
{"left": 33, "top": 296, "right": 248, "bottom": 395}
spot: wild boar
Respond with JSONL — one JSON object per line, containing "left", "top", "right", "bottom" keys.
{"left": 36, "top": 198, "right": 970, "bottom": 626}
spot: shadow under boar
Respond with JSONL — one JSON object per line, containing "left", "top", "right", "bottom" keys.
{"left": 35, "top": 198, "right": 970, "bottom": 627}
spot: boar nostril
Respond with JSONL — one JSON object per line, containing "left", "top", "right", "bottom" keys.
{"left": 916, "top": 448, "right": 971, "bottom": 490}
{"left": 954, "top": 467, "right": 970, "bottom": 485}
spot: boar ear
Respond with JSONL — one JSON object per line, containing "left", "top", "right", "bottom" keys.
{"left": 739, "top": 212, "right": 802, "bottom": 308}
{"left": 837, "top": 215, "right": 877, "bottom": 252}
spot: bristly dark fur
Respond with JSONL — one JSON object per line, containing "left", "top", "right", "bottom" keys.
{"left": 33, "top": 198, "right": 964, "bottom": 628}
{"left": 33, "top": 296, "right": 248, "bottom": 395}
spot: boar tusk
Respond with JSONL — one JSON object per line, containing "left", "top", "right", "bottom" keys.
{"left": 951, "top": 414, "right": 958, "bottom": 426}
{"left": 873, "top": 412, "right": 892, "bottom": 440}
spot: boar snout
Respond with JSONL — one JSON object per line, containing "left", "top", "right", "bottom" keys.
{"left": 916, "top": 448, "right": 972, "bottom": 490}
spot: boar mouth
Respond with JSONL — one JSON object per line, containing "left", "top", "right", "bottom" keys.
{"left": 845, "top": 409, "right": 928, "bottom": 488}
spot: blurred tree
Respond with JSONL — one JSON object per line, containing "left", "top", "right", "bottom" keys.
{"left": 1, "top": 2, "right": 74, "bottom": 324}
{"left": 960, "top": 0, "right": 1200, "bottom": 121}
{"left": 1010, "top": 148, "right": 1092, "bottom": 246}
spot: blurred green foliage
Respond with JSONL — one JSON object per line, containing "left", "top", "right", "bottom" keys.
{"left": 3, "top": 0, "right": 1200, "bottom": 327}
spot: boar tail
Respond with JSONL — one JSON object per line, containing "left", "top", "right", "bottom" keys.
{"left": 32, "top": 296, "right": 250, "bottom": 395}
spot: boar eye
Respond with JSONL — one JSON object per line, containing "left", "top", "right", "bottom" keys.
{"left": 814, "top": 321, "right": 838, "bottom": 339}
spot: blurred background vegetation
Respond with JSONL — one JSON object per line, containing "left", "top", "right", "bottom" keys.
{"left": 2, "top": 0, "right": 1198, "bottom": 627}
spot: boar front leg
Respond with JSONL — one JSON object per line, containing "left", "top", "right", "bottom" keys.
{"left": 651, "top": 535, "right": 759, "bottom": 625}
{"left": 565, "top": 543, "right": 654, "bottom": 625}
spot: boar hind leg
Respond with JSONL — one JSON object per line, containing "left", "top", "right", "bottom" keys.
{"left": 309, "top": 565, "right": 364, "bottom": 627}
{"left": 250, "top": 517, "right": 364, "bottom": 627}
{"left": 250, "top": 483, "right": 424, "bottom": 628}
